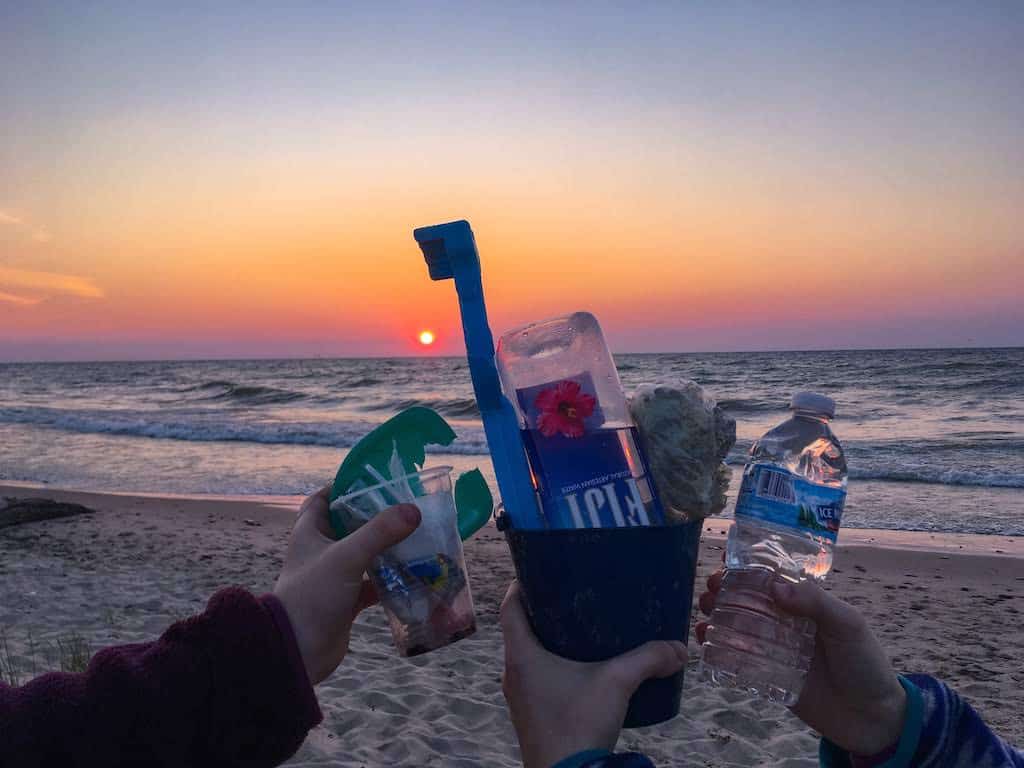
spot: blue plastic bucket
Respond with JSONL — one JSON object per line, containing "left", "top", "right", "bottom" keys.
{"left": 499, "top": 513, "right": 703, "bottom": 727}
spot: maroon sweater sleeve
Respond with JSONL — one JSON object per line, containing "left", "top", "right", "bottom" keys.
{"left": 0, "top": 588, "right": 322, "bottom": 767}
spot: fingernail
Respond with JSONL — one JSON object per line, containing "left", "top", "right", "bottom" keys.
{"left": 400, "top": 504, "right": 421, "bottom": 527}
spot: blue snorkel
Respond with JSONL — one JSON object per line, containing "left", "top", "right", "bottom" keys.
{"left": 413, "top": 220, "right": 544, "bottom": 529}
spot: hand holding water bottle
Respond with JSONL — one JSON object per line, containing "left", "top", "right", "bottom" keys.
{"left": 697, "top": 571, "right": 907, "bottom": 757}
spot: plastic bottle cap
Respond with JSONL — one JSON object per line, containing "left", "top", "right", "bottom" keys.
{"left": 789, "top": 391, "right": 835, "bottom": 418}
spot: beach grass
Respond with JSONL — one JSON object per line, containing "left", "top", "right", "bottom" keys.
{"left": 0, "top": 628, "right": 91, "bottom": 685}
{"left": 55, "top": 632, "right": 91, "bottom": 673}
{"left": 0, "top": 628, "right": 18, "bottom": 686}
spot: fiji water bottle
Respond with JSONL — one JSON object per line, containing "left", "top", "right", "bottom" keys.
{"left": 701, "top": 392, "right": 847, "bottom": 705}
{"left": 496, "top": 312, "right": 665, "bottom": 529}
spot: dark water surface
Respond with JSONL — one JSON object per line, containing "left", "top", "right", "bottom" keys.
{"left": 2, "top": 349, "right": 1021, "bottom": 534}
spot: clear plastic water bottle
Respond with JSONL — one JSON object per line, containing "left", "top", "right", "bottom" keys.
{"left": 495, "top": 312, "right": 665, "bottom": 529}
{"left": 701, "top": 392, "right": 847, "bottom": 705}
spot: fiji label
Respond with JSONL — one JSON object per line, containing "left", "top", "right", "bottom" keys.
{"left": 516, "top": 374, "right": 665, "bottom": 529}
{"left": 735, "top": 463, "right": 846, "bottom": 540}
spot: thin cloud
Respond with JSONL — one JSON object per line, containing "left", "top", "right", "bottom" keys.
{"left": 0, "top": 267, "right": 105, "bottom": 300}
{"left": 0, "top": 209, "right": 51, "bottom": 244}
{"left": 0, "top": 290, "right": 44, "bottom": 306}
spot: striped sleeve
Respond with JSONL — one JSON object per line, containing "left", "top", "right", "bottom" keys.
{"left": 821, "top": 675, "right": 1023, "bottom": 768}
{"left": 553, "top": 750, "right": 656, "bottom": 768}
{"left": 906, "top": 674, "right": 1023, "bottom": 767}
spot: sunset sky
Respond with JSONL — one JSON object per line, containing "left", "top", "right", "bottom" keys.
{"left": 2, "top": 2, "right": 1022, "bottom": 361}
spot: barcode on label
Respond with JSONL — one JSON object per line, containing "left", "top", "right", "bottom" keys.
{"left": 755, "top": 469, "right": 795, "bottom": 502}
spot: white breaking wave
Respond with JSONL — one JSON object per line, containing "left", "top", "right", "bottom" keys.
{"left": 0, "top": 405, "right": 491, "bottom": 454}
{"left": 2, "top": 405, "right": 1021, "bottom": 487}
{"left": 849, "top": 467, "right": 1024, "bottom": 489}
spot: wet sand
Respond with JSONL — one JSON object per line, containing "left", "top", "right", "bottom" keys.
{"left": 2, "top": 485, "right": 1023, "bottom": 766}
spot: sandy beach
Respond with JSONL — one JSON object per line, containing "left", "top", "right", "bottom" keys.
{"left": 3, "top": 484, "right": 1023, "bottom": 766}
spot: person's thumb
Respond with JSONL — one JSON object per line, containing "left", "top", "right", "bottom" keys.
{"left": 771, "top": 578, "right": 864, "bottom": 638}
{"left": 330, "top": 503, "right": 421, "bottom": 574}
{"left": 599, "top": 640, "right": 687, "bottom": 697}
{"left": 499, "top": 581, "right": 544, "bottom": 658}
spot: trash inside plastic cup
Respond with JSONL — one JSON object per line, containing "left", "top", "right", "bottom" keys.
{"left": 330, "top": 466, "right": 477, "bottom": 657}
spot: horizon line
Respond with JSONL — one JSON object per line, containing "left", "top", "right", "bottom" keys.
{"left": 1, "top": 343, "right": 1021, "bottom": 365}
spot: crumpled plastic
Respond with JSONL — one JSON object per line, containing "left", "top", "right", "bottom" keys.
{"left": 629, "top": 380, "right": 736, "bottom": 523}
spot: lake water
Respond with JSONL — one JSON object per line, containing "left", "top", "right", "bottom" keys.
{"left": 2, "top": 348, "right": 1021, "bottom": 535}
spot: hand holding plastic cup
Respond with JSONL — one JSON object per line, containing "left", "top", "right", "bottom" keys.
{"left": 330, "top": 465, "right": 477, "bottom": 657}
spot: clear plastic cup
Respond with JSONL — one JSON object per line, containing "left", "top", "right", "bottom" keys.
{"left": 330, "top": 466, "right": 477, "bottom": 657}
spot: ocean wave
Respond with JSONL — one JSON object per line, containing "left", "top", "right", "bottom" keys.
{"left": 847, "top": 436, "right": 1024, "bottom": 454}
{"left": 359, "top": 397, "right": 480, "bottom": 419}
{"left": 0, "top": 405, "right": 490, "bottom": 452}
{"left": 888, "top": 377, "right": 1021, "bottom": 395}
{"left": 850, "top": 468, "right": 1024, "bottom": 489}
{"left": 724, "top": 458, "right": 1023, "bottom": 489}
{"left": 342, "top": 376, "right": 383, "bottom": 388}
{"left": 943, "top": 378, "right": 1022, "bottom": 393}
{"left": 185, "top": 380, "right": 235, "bottom": 391}
{"left": 724, "top": 439, "right": 1024, "bottom": 489}
{"left": 204, "top": 385, "right": 307, "bottom": 405}
{"left": 716, "top": 399, "right": 785, "bottom": 414}
{"left": 181, "top": 380, "right": 308, "bottom": 405}
{"left": 891, "top": 358, "right": 1011, "bottom": 375}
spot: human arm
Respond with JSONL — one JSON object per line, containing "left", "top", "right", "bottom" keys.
{"left": 1, "top": 489, "right": 420, "bottom": 767}
{"left": 819, "top": 674, "right": 1024, "bottom": 768}
{"left": 0, "top": 588, "right": 320, "bottom": 767}
{"left": 697, "top": 570, "right": 1023, "bottom": 767}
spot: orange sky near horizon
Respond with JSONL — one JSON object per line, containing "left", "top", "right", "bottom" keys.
{"left": 2, "top": 4, "right": 1022, "bottom": 360}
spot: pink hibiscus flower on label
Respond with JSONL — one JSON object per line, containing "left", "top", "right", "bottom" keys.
{"left": 534, "top": 380, "right": 596, "bottom": 438}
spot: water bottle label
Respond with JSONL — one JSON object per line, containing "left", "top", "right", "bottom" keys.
{"left": 735, "top": 463, "right": 845, "bottom": 540}
{"left": 516, "top": 374, "right": 665, "bottom": 529}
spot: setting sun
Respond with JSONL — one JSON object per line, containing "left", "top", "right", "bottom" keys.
{"left": 418, "top": 330, "right": 435, "bottom": 346}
